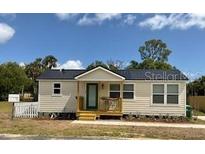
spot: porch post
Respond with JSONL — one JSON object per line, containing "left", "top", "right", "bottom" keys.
{"left": 120, "top": 81, "right": 123, "bottom": 112}
{"left": 77, "top": 80, "right": 80, "bottom": 112}
{"left": 120, "top": 81, "right": 123, "bottom": 98}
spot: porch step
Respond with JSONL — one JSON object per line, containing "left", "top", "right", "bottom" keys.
{"left": 78, "top": 116, "right": 96, "bottom": 120}
{"left": 78, "top": 113, "right": 97, "bottom": 120}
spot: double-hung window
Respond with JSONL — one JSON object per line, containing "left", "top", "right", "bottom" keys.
{"left": 153, "top": 84, "right": 165, "bottom": 104}
{"left": 109, "top": 84, "right": 120, "bottom": 98}
{"left": 123, "top": 84, "right": 134, "bottom": 99}
{"left": 53, "top": 83, "right": 61, "bottom": 95}
{"left": 167, "top": 84, "right": 179, "bottom": 104}
{"left": 152, "top": 84, "right": 179, "bottom": 105}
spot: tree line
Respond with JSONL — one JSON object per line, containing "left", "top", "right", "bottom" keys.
{"left": 0, "top": 39, "right": 203, "bottom": 101}
{"left": 187, "top": 76, "right": 205, "bottom": 96}
{"left": 0, "top": 55, "right": 57, "bottom": 101}
{"left": 87, "top": 39, "right": 174, "bottom": 71}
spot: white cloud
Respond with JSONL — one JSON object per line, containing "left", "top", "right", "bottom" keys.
{"left": 78, "top": 13, "right": 122, "bottom": 25}
{"left": 0, "top": 23, "right": 15, "bottom": 44}
{"left": 55, "top": 13, "right": 79, "bottom": 21}
{"left": 19, "top": 62, "right": 25, "bottom": 67}
{"left": 123, "top": 14, "right": 137, "bottom": 25}
{"left": 139, "top": 13, "right": 205, "bottom": 30}
{"left": 55, "top": 13, "right": 139, "bottom": 26}
{"left": 55, "top": 60, "right": 84, "bottom": 69}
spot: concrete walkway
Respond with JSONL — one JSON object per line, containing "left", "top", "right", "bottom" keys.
{"left": 72, "top": 120, "right": 205, "bottom": 129}
{"left": 0, "top": 134, "right": 149, "bottom": 140}
{"left": 197, "top": 116, "right": 205, "bottom": 121}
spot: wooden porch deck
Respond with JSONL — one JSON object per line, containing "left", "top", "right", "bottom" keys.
{"left": 76, "top": 97, "right": 123, "bottom": 120}
{"left": 76, "top": 111, "right": 123, "bottom": 120}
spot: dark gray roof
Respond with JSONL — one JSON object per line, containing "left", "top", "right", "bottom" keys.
{"left": 37, "top": 68, "right": 188, "bottom": 80}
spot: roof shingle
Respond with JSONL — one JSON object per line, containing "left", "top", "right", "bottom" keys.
{"left": 37, "top": 68, "right": 188, "bottom": 80}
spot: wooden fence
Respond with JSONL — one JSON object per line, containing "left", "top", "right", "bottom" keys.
{"left": 188, "top": 96, "right": 205, "bottom": 112}
{"left": 14, "top": 102, "right": 39, "bottom": 118}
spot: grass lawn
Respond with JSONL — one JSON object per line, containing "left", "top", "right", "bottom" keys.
{"left": 193, "top": 109, "right": 205, "bottom": 116}
{"left": 1, "top": 101, "right": 205, "bottom": 139}
{"left": 0, "top": 102, "right": 12, "bottom": 113}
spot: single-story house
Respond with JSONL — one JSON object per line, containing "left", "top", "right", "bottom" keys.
{"left": 37, "top": 66, "right": 188, "bottom": 120}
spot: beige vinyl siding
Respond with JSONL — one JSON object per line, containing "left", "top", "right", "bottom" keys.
{"left": 100, "top": 81, "right": 186, "bottom": 116}
{"left": 39, "top": 80, "right": 79, "bottom": 113}
{"left": 122, "top": 81, "right": 186, "bottom": 116}
{"left": 38, "top": 80, "right": 186, "bottom": 116}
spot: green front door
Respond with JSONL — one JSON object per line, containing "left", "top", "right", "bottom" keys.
{"left": 86, "top": 83, "right": 98, "bottom": 110}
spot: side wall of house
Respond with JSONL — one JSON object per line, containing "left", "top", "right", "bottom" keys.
{"left": 38, "top": 80, "right": 81, "bottom": 113}
{"left": 101, "top": 80, "right": 186, "bottom": 116}
{"left": 121, "top": 80, "right": 186, "bottom": 116}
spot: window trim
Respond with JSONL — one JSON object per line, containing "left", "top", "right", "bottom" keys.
{"left": 109, "top": 83, "right": 121, "bottom": 98}
{"left": 151, "top": 83, "right": 180, "bottom": 106}
{"left": 152, "top": 84, "right": 165, "bottom": 105}
{"left": 52, "top": 82, "right": 62, "bottom": 96}
{"left": 123, "top": 83, "right": 135, "bottom": 100}
{"left": 167, "top": 84, "right": 179, "bottom": 105}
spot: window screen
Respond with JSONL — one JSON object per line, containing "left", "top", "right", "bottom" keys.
{"left": 109, "top": 84, "right": 120, "bottom": 98}
{"left": 123, "top": 84, "right": 134, "bottom": 99}
{"left": 153, "top": 84, "right": 164, "bottom": 104}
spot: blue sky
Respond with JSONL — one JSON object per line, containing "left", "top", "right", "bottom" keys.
{"left": 0, "top": 13, "right": 205, "bottom": 78}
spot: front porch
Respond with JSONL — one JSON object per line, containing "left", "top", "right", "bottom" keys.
{"left": 76, "top": 96, "right": 123, "bottom": 120}
{"left": 75, "top": 67, "right": 125, "bottom": 120}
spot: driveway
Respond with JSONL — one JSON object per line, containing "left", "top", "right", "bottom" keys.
{"left": 72, "top": 120, "right": 205, "bottom": 129}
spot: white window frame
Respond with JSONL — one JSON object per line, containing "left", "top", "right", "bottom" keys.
{"left": 151, "top": 83, "right": 180, "bottom": 106}
{"left": 123, "top": 83, "right": 135, "bottom": 100}
{"left": 52, "top": 82, "right": 62, "bottom": 96}
{"left": 152, "top": 84, "right": 165, "bottom": 105}
{"left": 109, "top": 83, "right": 121, "bottom": 98}
{"left": 167, "top": 84, "right": 179, "bottom": 105}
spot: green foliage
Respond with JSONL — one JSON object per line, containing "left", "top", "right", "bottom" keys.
{"left": 25, "top": 55, "right": 58, "bottom": 80}
{"left": 24, "top": 58, "right": 44, "bottom": 101}
{"left": 126, "top": 59, "right": 174, "bottom": 70}
{"left": 138, "top": 59, "right": 173, "bottom": 70}
{"left": 24, "top": 55, "right": 58, "bottom": 101}
{"left": 107, "top": 59, "right": 124, "bottom": 72}
{"left": 126, "top": 60, "right": 139, "bottom": 70}
{"left": 0, "top": 62, "right": 32, "bottom": 100}
{"left": 126, "top": 39, "right": 174, "bottom": 70}
{"left": 86, "top": 60, "right": 109, "bottom": 70}
{"left": 42, "top": 55, "right": 58, "bottom": 69}
{"left": 187, "top": 76, "right": 205, "bottom": 96}
{"left": 86, "top": 39, "right": 174, "bottom": 71}
{"left": 138, "top": 39, "right": 172, "bottom": 62}
{"left": 25, "top": 58, "right": 44, "bottom": 80}
{"left": 87, "top": 60, "right": 125, "bottom": 72}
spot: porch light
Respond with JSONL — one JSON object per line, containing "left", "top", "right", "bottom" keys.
{"left": 101, "top": 83, "right": 104, "bottom": 89}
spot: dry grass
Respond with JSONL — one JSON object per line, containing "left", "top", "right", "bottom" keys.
{"left": 1, "top": 102, "right": 205, "bottom": 139}
{"left": 193, "top": 109, "right": 205, "bottom": 116}
{"left": 1, "top": 116, "right": 205, "bottom": 139}
{"left": 0, "top": 102, "right": 12, "bottom": 113}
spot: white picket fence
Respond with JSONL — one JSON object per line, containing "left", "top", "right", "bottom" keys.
{"left": 14, "top": 102, "right": 39, "bottom": 118}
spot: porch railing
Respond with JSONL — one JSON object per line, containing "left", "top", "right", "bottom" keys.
{"left": 99, "top": 97, "right": 122, "bottom": 112}
{"left": 76, "top": 96, "right": 122, "bottom": 112}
